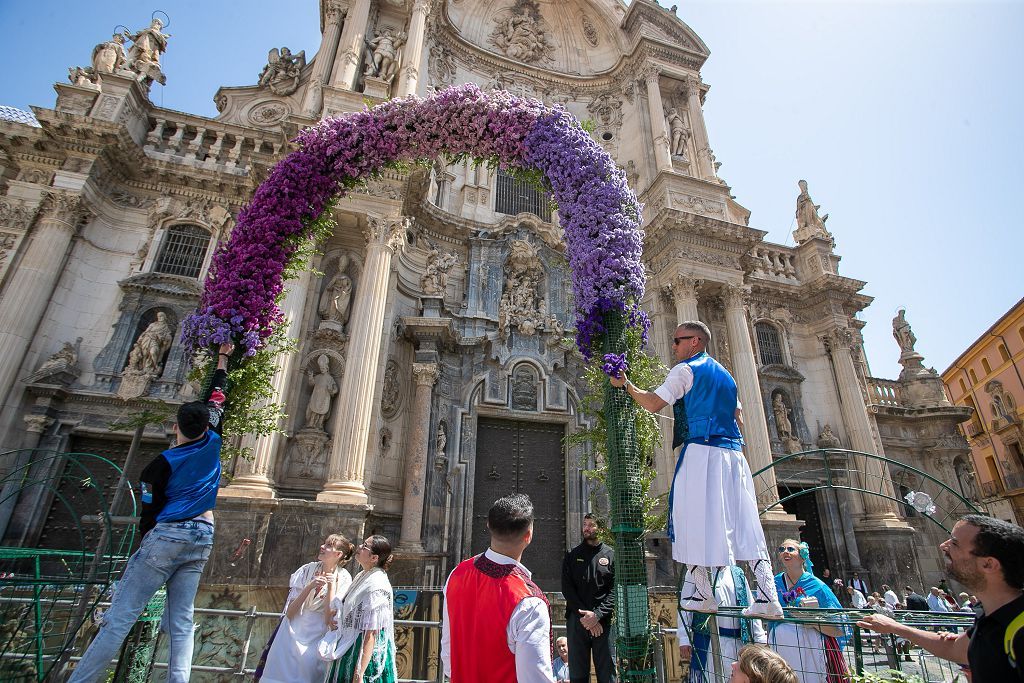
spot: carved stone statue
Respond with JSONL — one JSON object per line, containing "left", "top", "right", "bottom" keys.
{"left": 68, "top": 66, "right": 98, "bottom": 88}
{"left": 365, "top": 28, "right": 406, "bottom": 82}
{"left": 304, "top": 354, "right": 338, "bottom": 431}
{"left": 666, "top": 108, "right": 690, "bottom": 159}
{"left": 794, "top": 179, "right": 830, "bottom": 241}
{"left": 126, "top": 312, "right": 173, "bottom": 376}
{"left": 318, "top": 273, "right": 353, "bottom": 330}
{"left": 124, "top": 18, "right": 171, "bottom": 85}
{"left": 258, "top": 47, "right": 306, "bottom": 96}
{"left": 92, "top": 34, "right": 127, "bottom": 75}
{"left": 773, "top": 393, "right": 793, "bottom": 441}
{"left": 498, "top": 240, "right": 545, "bottom": 339}
{"left": 435, "top": 422, "right": 447, "bottom": 459}
{"left": 892, "top": 308, "right": 917, "bottom": 355}
{"left": 817, "top": 423, "right": 841, "bottom": 449}
{"left": 420, "top": 243, "right": 459, "bottom": 296}
{"left": 35, "top": 338, "right": 81, "bottom": 378}
{"left": 489, "top": 3, "right": 555, "bottom": 65}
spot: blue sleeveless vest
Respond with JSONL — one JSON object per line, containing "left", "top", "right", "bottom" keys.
{"left": 681, "top": 352, "right": 743, "bottom": 451}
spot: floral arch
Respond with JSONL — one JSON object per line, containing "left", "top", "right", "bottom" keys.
{"left": 183, "top": 84, "right": 657, "bottom": 679}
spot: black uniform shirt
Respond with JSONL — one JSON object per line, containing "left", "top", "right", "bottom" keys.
{"left": 967, "top": 592, "right": 1024, "bottom": 682}
{"left": 561, "top": 541, "right": 615, "bottom": 624}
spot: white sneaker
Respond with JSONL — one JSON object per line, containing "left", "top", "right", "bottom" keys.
{"left": 680, "top": 596, "right": 718, "bottom": 614}
{"left": 741, "top": 600, "right": 784, "bottom": 620}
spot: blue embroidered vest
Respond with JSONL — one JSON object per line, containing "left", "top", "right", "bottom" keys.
{"left": 681, "top": 352, "right": 743, "bottom": 451}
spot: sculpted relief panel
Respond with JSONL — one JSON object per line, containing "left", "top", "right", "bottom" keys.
{"left": 489, "top": 0, "right": 556, "bottom": 65}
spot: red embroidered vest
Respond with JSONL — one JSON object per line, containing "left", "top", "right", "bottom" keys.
{"left": 446, "top": 553, "right": 549, "bottom": 683}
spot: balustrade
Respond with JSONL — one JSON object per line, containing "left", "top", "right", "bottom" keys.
{"left": 751, "top": 245, "right": 797, "bottom": 280}
{"left": 143, "top": 114, "right": 283, "bottom": 175}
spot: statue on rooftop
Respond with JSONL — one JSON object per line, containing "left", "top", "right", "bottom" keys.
{"left": 124, "top": 18, "right": 171, "bottom": 85}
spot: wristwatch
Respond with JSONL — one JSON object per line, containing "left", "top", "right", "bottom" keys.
{"left": 623, "top": 380, "right": 634, "bottom": 393}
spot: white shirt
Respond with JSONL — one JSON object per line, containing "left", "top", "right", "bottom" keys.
{"left": 653, "top": 361, "right": 694, "bottom": 406}
{"left": 883, "top": 589, "right": 900, "bottom": 609}
{"left": 927, "top": 593, "right": 950, "bottom": 612}
{"left": 441, "top": 548, "right": 555, "bottom": 683}
{"left": 850, "top": 589, "right": 867, "bottom": 609}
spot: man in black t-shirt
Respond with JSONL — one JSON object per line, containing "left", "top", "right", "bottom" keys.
{"left": 562, "top": 514, "right": 615, "bottom": 683}
{"left": 858, "top": 514, "right": 1024, "bottom": 681}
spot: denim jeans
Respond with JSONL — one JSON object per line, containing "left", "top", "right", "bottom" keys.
{"left": 68, "top": 520, "right": 214, "bottom": 683}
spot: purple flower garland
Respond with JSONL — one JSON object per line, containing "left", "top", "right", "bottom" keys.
{"left": 182, "top": 84, "right": 647, "bottom": 360}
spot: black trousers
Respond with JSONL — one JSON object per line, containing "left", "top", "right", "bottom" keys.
{"left": 566, "top": 613, "right": 616, "bottom": 683}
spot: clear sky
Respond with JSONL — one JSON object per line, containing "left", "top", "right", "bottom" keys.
{"left": 1, "top": 1, "right": 1021, "bottom": 379}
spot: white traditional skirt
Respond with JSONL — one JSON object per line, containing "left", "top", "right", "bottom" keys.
{"left": 670, "top": 443, "right": 769, "bottom": 567}
{"left": 769, "top": 623, "right": 828, "bottom": 683}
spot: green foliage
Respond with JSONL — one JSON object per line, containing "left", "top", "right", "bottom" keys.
{"left": 107, "top": 400, "right": 173, "bottom": 432}
{"left": 567, "top": 319, "right": 669, "bottom": 543}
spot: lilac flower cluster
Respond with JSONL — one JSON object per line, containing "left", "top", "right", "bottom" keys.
{"left": 182, "top": 84, "right": 647, "bottom": 360}
{"left": 601, "top": 353, "right": 629, "bottom": 379}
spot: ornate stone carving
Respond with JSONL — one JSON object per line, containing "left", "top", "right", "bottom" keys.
{"left": 248, "top": 102, "right": 290, "bottom": 126}
{"left": 721, "top": 283, "right": 750, "bottom": 310}
{"left": 587, "top": 94, "right": 623, "bottom": 131}
{"left": 892, "top": 308, "right": 917, "bottom": 355}
{"left": 498, "top": 239, "right": 545, "bottom": 339}
{"left": 488, "top": 0, "right": 556, "bottom": 65}
{"left": 92, "top": 34, "right": 127, "bottom": 75}
{"left": 124, "top": 18, "right": 171, "bottom": 86}
{"left": 318, "top": 264, "right": 353, "bottom": 333}
{"left": 364, "top": 216, "right": 408, "bottom": 252}
{"left": 420, "top": 242, "right": 459, "bottom": 296}
{"left": 434, "top": 420, "right": 448, "bottom": 470}
{"left": 817, "top": 423, "right": 842, "bottom": 449}
{"left": 258, "top": 47, "right": 306, "bottom": 96}
{"left": 0, "top": 198, "right": 35, "bottom": 232}
{"left": 581, "top": 15, "right": 599, "bottom": 46}
{"left": 22, "top": 414, "right": 54, "bottom": 434}
{"left": 428, "top": 43, "right": 457, "bottom": 89}
{"left": 771, "top": 392, "right": 801, "bottom": 453}
{"left": 793, "top": 179, "right": 833, "bottom": 244}
{"left": 39, "top": 191, "right": 91, "bottom": 228}
{"left": 151, "top": 196, "right": 231, "bottom": 229}
{"left": 304, "top": 353, "right": 338, "bottom": 431}
{"left": 287, "top": 430, "right": 329, "bottom": 478}
{"left": 672, "top": 274, "right": 703, "bottom": 302}
{"left": 666, "top": 108, "right": 690, "bottom": 159}
{"left": 214, "top": 92, "right": 227, "bottom": 113}
{"left": 365, "top": 28, "right": 406, "bottom": 83}
{"left": 511, "top": 365, "right": 538, "bottom": 411}
{"left": 68, "top": 66, "right": 99, "bottom": 89}
{"left": 379, "top": 426, "right": 393, "bottom": 459}
{"left": 381, "top": 359, "right": 403, "bottom": 419}
{"left": 29, "top": 338, "right": 82, "bottom": 384}
{"left": 0, "top": 232, "right": 19, "bottom": 271}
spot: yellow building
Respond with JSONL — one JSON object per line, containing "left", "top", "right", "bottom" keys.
{"left": 942, "top": 297, "right": 1024, "bottom": 524}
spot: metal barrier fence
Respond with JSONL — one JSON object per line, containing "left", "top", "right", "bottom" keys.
{"left": 30, "top": 587, "right": 975, "bottom": 683}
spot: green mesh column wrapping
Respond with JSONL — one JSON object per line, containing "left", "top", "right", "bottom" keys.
{"left": 602, "top": 313, "right": 655, "bottom": 682}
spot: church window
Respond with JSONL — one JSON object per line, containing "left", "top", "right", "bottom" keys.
{"left": 982, "top": 357, "right": 992, "bottom": 375}
{"left": 969, "top": 368, "right": 978, "bottom": 384}
{"left": 153, "top": 224, "right": 211, "bottom": 279}
{"left": 958, "top": 378, "right": 967, "bottom": 394}
{"left": 755, "top": 322, "right": 784, "bottom": 366}
{"left": 999, "top": 343, "right": 1011, "bottom": 363}
{"left": 495, "top": 168, "right": 552, "bottom": 222}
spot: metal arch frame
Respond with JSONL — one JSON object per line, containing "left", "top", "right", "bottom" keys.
{"left": 0, "top": 449, "right": 137, "bottom": 682}
{"left": 753, "top": 448, "right": 984, "bottom": 533}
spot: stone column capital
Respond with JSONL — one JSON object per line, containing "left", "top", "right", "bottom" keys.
{"left": 672, "top": 274, "right": 703, "bottom": 300}
{"left": 324, "top": 0, "right": 347, "bottom": 23}
{"left": 823, "top": 327, "right": 856, "bottom": 351}
{"left": 39, "top": 191, "right": 92, "bottom": 229}
{"left": 22, "top": 414, "right": 53, "bottom": 434}
{"left": 364, "top": 216, "right": 408, "bottom": 253}
{"left": 721, "top": 283, "right": 750, "bottom": 310}
{"left": 412, "top": 0, "right": 433, "bottom": 15}
{"left": 641, "top": 66, "right": 662, "bottom": 85}
{"left": 412, "top": 362, "right": 440, "bottom": 387}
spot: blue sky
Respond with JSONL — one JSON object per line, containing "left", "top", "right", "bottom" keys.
{"left": 1, "top": 1, "right": 1021, "bottom": 379}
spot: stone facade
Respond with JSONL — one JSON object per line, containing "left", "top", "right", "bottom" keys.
{"left": 0, "top": 0, "right": 973, "bottom": 606}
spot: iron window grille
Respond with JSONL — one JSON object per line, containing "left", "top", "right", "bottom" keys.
{"left": 755, "top": 322, "right": 785, "bottom": 366}
{"left": 494, "top": 169, "right": 552, "bottom": 222}
{"left": 153, "top": 224, "right": 211, "bottom": 279}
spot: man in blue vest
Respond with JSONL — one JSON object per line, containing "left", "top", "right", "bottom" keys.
{"left": 610, "top": 321, "right": 782, "bottom": 619}
{"left": 70, "top": 342, "right": 233, "bottom": 683}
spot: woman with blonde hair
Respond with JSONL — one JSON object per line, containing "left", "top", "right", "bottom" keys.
{"left": 321, "top": 534, "right": 398, "bottom": 683}
{"left": 257, "top": 533, "right": 354, "bottom": 683}
{"left": 730, "top": 644, "right": 798, "bottom": 683}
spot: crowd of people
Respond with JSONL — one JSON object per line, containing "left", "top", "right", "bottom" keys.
{"left": 64, "top": 320, "right": 1024, "bottom": 683}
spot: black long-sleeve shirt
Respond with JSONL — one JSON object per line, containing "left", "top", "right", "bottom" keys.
{"left": 561, "top": 541, "right": 615, "bottom": 624}
{"left": 138, "top": 368, "right": 228, "bottom": 536}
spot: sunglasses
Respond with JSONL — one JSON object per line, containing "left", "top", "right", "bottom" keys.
{"left": 673, "top": 335, "right": 696, "bottom": 345}
{"left": 777, "top": 545, "right": 799, "bottom": 554}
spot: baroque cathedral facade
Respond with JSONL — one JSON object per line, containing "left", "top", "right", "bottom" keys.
{"left": 0, "top": 0, "right": 977, "bottom": 616}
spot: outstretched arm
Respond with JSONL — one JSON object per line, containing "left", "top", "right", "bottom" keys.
{"left": 856, "top": 613, "right": 969, "bottom": 664}
{"left": 609, "top": 372, "right": 668, "bottom": 413}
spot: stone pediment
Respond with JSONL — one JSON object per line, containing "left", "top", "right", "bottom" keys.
{"left": 213, "top": 49, "right": 315, "bottom": 128}
{"left": 119, "top": 272, "right": 203, "bottom": 299}
{"left": 478, "top": 213, "right": 563, "bottom": 250}
{"left": 445, "top": 0, "right": 625, "bottom": 75}
{"left": 759, "top": 363, "right": 805, "bottom": 382}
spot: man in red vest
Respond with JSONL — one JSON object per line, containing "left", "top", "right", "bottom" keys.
{"left": 441, "top": 493, "right": 556, "bottom": 683}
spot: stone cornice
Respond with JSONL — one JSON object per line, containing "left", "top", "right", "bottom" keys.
{"left": 118, "top": 271, "right": 203, "bottom": 299}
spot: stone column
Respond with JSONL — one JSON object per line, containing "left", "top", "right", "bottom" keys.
{"left": 397, "top": 362, "right": 440, "bottom": 550}
{"left": 824, "top": 328, "right": 905, "bottom": 524}
{"left": 722, "top": 284, "right": 782, "bottom": 512}
{"left": 0, "top": 192, "right": 89, "bottom": 417}
{"left": 318, "top": 217, "right": 406, "bottom": 504}
{"left": 302, "top": 0, "right": 347, "bottom": 117}
{"left": 644, "top": 68, "right": 673, "bottom": 174}
{"left": 333, "top": 0, "right": 372, "bottom": 91}
{"left": 684, "top": 76, "right": 716, "bottom": 180}
{"left": 671, "top": 274, "right": 702, "bottom": 323}
{"left": 396, "top": 0, "right": 431, "bottom": 97}
{"left": 221, "top": 269, "right": 314, "bottom": 499}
